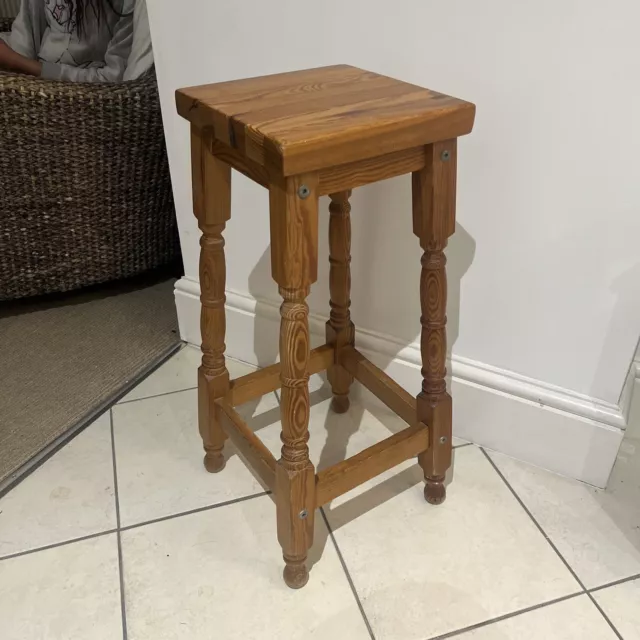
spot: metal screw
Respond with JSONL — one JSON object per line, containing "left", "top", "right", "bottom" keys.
{"left": 297, "top": 185, "right": 310, "bottom": 199}
{"left": 439, "top": 436, "right": 448, "bottom": 444}
{"left": 441, "top": 150, "right": 451, "bottom": 161}
{"left": 298, "top": 509, "right": 308, "bottom": 519}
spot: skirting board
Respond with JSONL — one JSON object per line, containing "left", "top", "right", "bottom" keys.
{"left": 175, "top": 276, "right": 633, "bottom": 488}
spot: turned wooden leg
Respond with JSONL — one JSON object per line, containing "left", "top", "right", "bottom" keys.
{"left": 191, "top": 126, "right": 231, "bottom": 473}
{"left": 412, "top": 140, "right": 457, "bottom": 505}
{"left": 277, "top": 286, "right": 315, "bottom": 588}
{"left": 270, "top": 173, "right": 319, "bottom": 588}
{"left": 326, "top": 191, "right": 355, "bottom": 413}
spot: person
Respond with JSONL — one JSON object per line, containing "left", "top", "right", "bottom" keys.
{"left": 0, "top": 0, "right": 152, "bottom": 82}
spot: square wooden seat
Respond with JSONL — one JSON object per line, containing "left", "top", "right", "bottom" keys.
{"left": 177, "top": 64, "right": 474, "bottom": 176}
{"left": 176, "top": 65, "right": 475, "bottom": 589}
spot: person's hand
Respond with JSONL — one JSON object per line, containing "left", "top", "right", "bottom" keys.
{"left": 0, "top": 40, "right": 41, "bottom": 76}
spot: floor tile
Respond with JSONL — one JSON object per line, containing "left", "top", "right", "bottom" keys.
{"left": 0, "top": 413, "right": 116, "bottom": 558}
{"left": 255, "top": 392, "right": 580, "bottom": 639}
{"left": 118, "top": 346, "right": 256, "bottom": 403}
{"left": 0, "top": 534, "right": 122, "bottom": 640}
{"left": 488, "top": 449, "right": 640, "bottom": 589}
{"left": 593, "top": 578, "right": 640, "bottom": 640}
{"left": 338, "top": 451, "right": 579, "bottom": 637}
{"left": 118, "top": 345, "right": 200, "bottom": 403}
{"left": 112, "top": 383, "right": 277, "bottom": 527}
{"left": 454, "top": 595, "right": 617, "bottom": 640}
{"left": 122, "top": 495, "right": 371, "bottom": 640}
{"left": 259, "top": 383, "right": 447, "bottom": 470}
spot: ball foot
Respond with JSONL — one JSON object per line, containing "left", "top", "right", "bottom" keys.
{"left": 283, "top": 560, "right": 309, "bottom": 589}
{"left": 424, "top": 475, "right": 446, "bottom": 505}
{"left": 203, "top": 452, "right": 226, "bottom": 473}
{"left": 330, "top": 395, "right": 350, "bottom": 414}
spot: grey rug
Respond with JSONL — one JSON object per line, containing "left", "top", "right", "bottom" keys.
{"left": 0, "top": 276, "right": 180, "bottom": 490}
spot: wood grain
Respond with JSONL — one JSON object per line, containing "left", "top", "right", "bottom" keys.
{"left": 216, "top": 399, "right": 276, "bottom": 490}
{"left": 180, "top": 67, "right": 474, "bottom": 585}
{"left": 276, "top": 285, "right": 315, "bottom": 589}
{"left": 315, "top": 424, "right": 429, "bottom": 507}
{"left": 318, "top": 146, "right": 425, "bottom": 196}
{"left": 325, "top": 191, "right": 355, "bottom": 413}
{"left": 228, "top": 344, "right": 333, "bottom": 407}
{"left": 270, "top": 174, "right": 318, "bottom": 589}
{"left": 412, "top": 140, "right": 457, "bottom": 505}
{"left": 339, "top": 346, "right": 417, "bottom": 427}
{"left": 269, "top": 173, "right": 319, "bottom": 289}
{"left": 177, "top": 65, "right": 475, "bottom": 175}
{"left": 208, "top": 137, "right": 269, "bottom": 189}
{"left": 191, "top": 126, "right": 231, "bottom": 473}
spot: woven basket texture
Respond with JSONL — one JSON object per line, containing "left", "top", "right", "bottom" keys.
{"left": 0, "top": 17, "right": 180, "bottom": 300}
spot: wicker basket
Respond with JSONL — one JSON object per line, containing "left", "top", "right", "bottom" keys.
{"left": 0, "top": 19, "right": 180, "bottom": 300}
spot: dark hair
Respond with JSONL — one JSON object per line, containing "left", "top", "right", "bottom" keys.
{"left": 74, "top": 0, "right": 132, "bottom": 37}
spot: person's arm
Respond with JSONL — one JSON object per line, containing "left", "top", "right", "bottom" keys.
{"left": 122, "top": 0, "right": 153, "bottom": 81}
{"left": 40, "top": 12, "right": 133, "bottom": 83}
{"left": 0, "top": 0, "right": 43, "bottom": 58}
{"left": 0, "top": 40, "right": 41, "bottom": 75}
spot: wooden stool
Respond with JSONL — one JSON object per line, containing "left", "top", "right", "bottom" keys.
{"left": 176, "top": 65, "right": 475, "bottom": 589}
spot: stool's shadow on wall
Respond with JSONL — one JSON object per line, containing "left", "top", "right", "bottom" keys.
{"left": 244, "top": 175, "right": 476, "bottom": 570}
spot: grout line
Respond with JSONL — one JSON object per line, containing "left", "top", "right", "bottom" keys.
{"left": 0, "top": 493, "right": 271, "bottom": 565}
{"left": 589, "top": 571, "right": 640, "bottom": 593}
{"left": 119, "top": 491, "right": 270, "bottom": 532}
{"left": 116, "top": 533, "right": 128, "bottom": 640}
{"left": 319, "top": 508, "right": 376, "bottom": 640}
{"left": 586, "top": 592, "right": 623, "bottom": 640}
{"left": 453, "top": 442, "right": 473, "bottom": 450}
{"left": 109, "top": 410, "right": 122, "bottom": 530}
{"left": 426, "top": 591, "right": 584, "bottom": 640}
{"left": 480, "top": 448, "right": 588, "bottom": 589}
{"left": 110, "top": 410, "right": 128, "bottom": 640}
{"left": 116, "top": 385, "right": 198, "bottom": 406}
{"left": 480, "top": 448, "right": 625, "bottom": 640}
{"left": 0, "top": 528, "right": 117, "bottom": 562}
{"left": 0, "top": 342, "right": 183, "bottom": 500}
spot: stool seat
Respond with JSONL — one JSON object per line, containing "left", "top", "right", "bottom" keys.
{"left": 176, "top": 64, "right": 475, "bottom": 175}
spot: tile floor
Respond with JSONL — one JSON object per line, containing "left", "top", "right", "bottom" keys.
{"left": 1, "top": 344, "right": 639, "bottom": 640}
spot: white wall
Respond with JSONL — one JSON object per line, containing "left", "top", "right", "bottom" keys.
{"left": 147, "top": 0, "right": 640, "bottom": 486}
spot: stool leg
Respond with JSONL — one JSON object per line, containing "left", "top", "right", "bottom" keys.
{"left": 412, "top": 140, "right": 457, "bottom": 505}
{"left": 277, "top": 286, "right": 315, "bottom": 588}
{"left": 326, "top": 191, "right": 355, "bottom": 413}
{"left": 191, "top": 126, "right": 231, "bottom": 473}
{"left": 269, "top": 173, "right": 319, "bottom": 589}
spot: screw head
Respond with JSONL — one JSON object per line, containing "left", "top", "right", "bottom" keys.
{"left": 441, "top": 150, "right": 451, "bottom": 161}
{"left": 298, "top": 509, "right": 308, "bottom": 519}
{"left": 439, "top": 436, "right": 448, "bottom": 444}
{"left": 297, "top": 185, "right": 310, "bottom": 199}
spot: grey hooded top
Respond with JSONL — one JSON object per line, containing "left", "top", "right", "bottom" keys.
{"left": 1, "top": 0, "right": 152, "bottom": 82}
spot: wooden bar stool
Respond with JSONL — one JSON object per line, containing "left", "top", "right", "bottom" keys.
{"left": 176, "top": 65, "right": 475, "bottom": 589}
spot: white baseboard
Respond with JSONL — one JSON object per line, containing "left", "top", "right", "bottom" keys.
{"left": 175, "top": 276, "right": 632, "bottom": 488}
